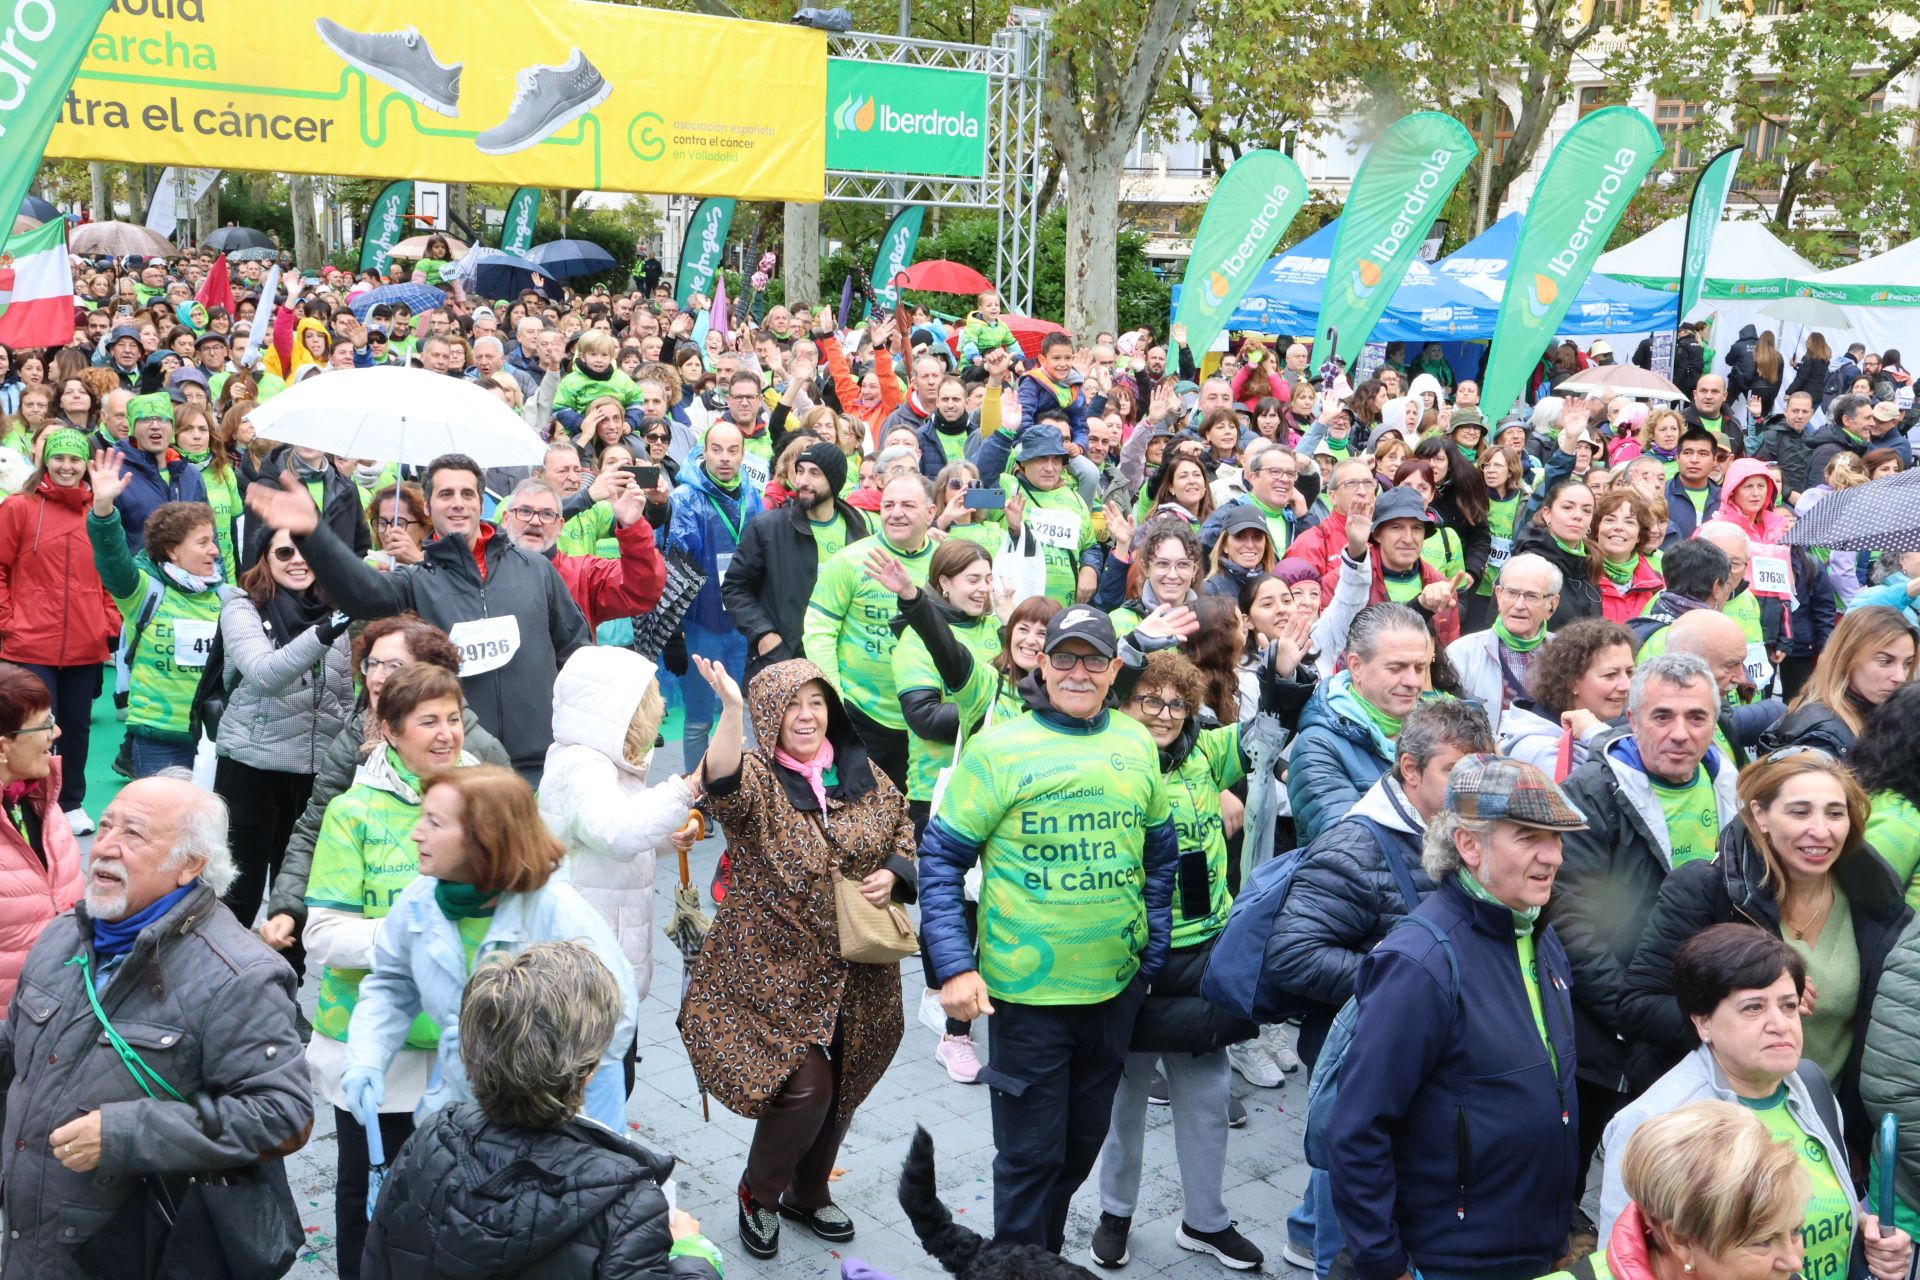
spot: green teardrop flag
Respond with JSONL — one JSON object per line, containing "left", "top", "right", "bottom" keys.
{"left": 676, "top": 198, "right": 736, "bottom": 307}
{"left": 1174, "top": 150, "right": 1308, "bottom": 360}
{"left": 869, "top": 206, "right": 926, "bottom": 316}
{"left": 500, "top": 187, "right": 541, "bottom": 256}
{"left": 1679, "top": 146, "right": 1742, "bottom": 322}
{"left": 358, "top": 181, "right": 414, "bottom": 274}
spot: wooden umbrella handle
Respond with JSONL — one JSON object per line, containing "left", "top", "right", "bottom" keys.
{"left": 674, "top": 810, "right": 707, "bottom": 884}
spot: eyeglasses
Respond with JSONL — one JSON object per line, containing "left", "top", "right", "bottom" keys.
{"left": 4, "top": 718, "right": 55, "bottom": 737}
{"left": 1497, "top": 588, "right": 1556, "bottom": 606}
{"left": 506, "top": 506, "right": 561, "bottom": 524}
{"left": 363, "top": 657, "right": 407, "bottom": 677}
{"left": 1046, "top": 651, "right": 1112, "bottom": 673}
{"left": 1133, "top": 694, "right": 1191, "bottom": 719}
{"left": 270, "top": 545, "right": 302, "bottom": 563}
{"left": 1259, "top": 468, "right": 1299, "bottom": 481}
{"left": 728, "top": 392, "right": 760, "bottom": 401}
{"left": 1148, "top": 559, "right": 1196, "bottom": 574}
{"left": 1333, "top": 478, "right": 1374, "bottom": 491}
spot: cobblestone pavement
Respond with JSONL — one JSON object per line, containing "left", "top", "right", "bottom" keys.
{"left": 281, "top": 743, "right": 1312, "bottom": 1278}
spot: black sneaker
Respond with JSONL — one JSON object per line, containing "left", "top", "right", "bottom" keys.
{"left": 111, "top": 739, "right": 132, "bottom": 780}
{"left": 1090, "top": 1212, "right": 1132, "bottom": 1269}
{"left": 738, "top": 1181, "right": 779, "bottom": 1258}
{"left": 1148, "top": 1071, "right": 1170, "bottom": 1105}
{"left": 1227, "top": 1096, "right": 1248, "bottom": 1129}
{"left": 1177, "top": 1221, "right": 1264, "bottom": 1271}
{"left": 779, "top": 1197, "right": 856, "bottom": 1242}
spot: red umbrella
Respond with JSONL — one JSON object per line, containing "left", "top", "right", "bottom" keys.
{"left": 893, "top": 259, "right": 996, "bottom": 296}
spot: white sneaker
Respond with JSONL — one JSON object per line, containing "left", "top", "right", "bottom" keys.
{"left": 936, "top": 1033, "right": 982, "bottom": 1084}
{"left": 1261, "top": 1024, "right": 1303, "bottom": 1074}
{"left": 918, "top": 986, "right": 947, "bottom": 1036}
{"left": 1228, "top": 1039, "right": 1284, "bottom": 1088}
{"left": 64, "top": 808, "right": 93, "bottom": 837}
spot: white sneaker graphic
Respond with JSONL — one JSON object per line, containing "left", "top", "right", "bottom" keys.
{"left": 314, "top": 20, "right": 463, "bottom": 117}
{"left": 474, "top": 50, "right": 612, "bottom": 155}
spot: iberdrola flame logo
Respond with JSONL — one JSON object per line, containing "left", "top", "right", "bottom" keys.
{"left": 833, "top": 94, "right": 876, "bottom": 136}
{"left": 1350, "top": 259, "right": 1383, "bottom": 299}
{"left": 1205, "top": 272, "right": 1230, "bottom": 303}
{"left": 1525, "top": 273, "right": 1558, "bottom": 320}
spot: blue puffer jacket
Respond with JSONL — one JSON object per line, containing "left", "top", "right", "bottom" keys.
{"left": 110, "top": 439, "right": 209, "bottom": 553}
{"left": 1286, "top": 673, "right": 1395, "bottom": 845}
{"left": 1329, "top": 877, "right": 1579, "bottom": 1280}
{"left": 666, "top": 463, "right": 764, "bottom": 635}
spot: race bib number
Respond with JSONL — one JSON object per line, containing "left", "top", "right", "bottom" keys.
{"left": 448, "top": 616, "right": 522, "bottom": 677}
{"left": 740, "top": 452, "right": 771, "bottom": 489}
{"left": 1025, "top": 507, "right": 1082, "bottom": 550}
{"left": 1749, "top": 545, "right": 1793, "bottom": 598}
{"left": 1745, "top": 640, "right": 1776, "bottom": 694}
{"left": 716, "top": 551, "right": 733, "bottom": 588}
{"left": 173, "top": 618, "right": 216, "bottom": 670}
{"left": 1486, "top": 535, "right": 1512, "bottom": 573}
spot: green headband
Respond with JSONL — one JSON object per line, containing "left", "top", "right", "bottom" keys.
{"left": 43, "top": 429, "right": 91, "bottom": 461}
{"left": 125, "top": 393, "right": 174, "bottom": 425}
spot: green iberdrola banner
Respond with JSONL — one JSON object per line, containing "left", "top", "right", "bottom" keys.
{"left": 676, "top": 197, "right": 736, "bottom": 307}
{"left": 869, "top": 206, "right": 926, "bottom": 315}
{"left": 500, "top": 187, "right": 541, "bottom": 256}
{"left": 1480, "top": 106, "right": 1664, "bottom": 419}
{"left": 1679, "top": 146, "right": 1742, "bottom": 322}
{"left": 1315, "top": 113, "right": 1477, "bottom": 367}
{"left": 0, "top": 0, "right": 115, "bottom": 232}
{"left": 1175, "top": 150, "right": 1308, "bottom": 359}
{"left": 357, "top": 180, "right": 414, "bottom": 275}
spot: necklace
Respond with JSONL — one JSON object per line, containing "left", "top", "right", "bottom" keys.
{"left": 1785, "top": 885, "right": 1834, "bottom": 941}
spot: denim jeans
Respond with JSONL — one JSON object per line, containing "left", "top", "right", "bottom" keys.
{"left": 128, "top": 733, "right": 197, "bottom": 779}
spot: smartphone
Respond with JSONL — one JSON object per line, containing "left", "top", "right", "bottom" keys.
{"left": 962, "top": 487, "right": 1006, "bottom": 510}
{"left": 624, "top": 464, "right": 661, "bottom": 489}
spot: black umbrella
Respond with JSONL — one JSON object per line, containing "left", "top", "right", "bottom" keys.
{"left": 527, "top": 238, "right": 616, "bottom": 280}
{"left": 202, "top": 226, "right": 275, "bottom": 253}
{"left": 15, "top": 194, "right": 56, "bottom": 225}
{"left": 1783, "top": 470, "right": 1920, "bottom": 553}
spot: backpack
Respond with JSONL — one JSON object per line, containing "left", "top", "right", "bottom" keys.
{"left": 1303, "top": 911, "right": 1460, "bottom": 1170}
{"left": 122, "top": 574, "right": 237, "bottom": 739}
{"left": 1200, "top": 813, "right": 1423, "bottom": 1024}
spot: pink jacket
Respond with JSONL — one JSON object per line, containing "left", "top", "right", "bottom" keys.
{"left": 0, "top": 757, "right": 82, "bottom": 1017}
{"left": 1712, "top": 458, "right": 1794, "bottom": 543}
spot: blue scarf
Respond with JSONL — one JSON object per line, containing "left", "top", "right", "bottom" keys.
{"left": 92, "top": 883, "right": 196, "bottom": 960}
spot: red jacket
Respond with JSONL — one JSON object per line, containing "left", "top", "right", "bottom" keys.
{"left": 1320, "top": 554, "right": 1461, "bottom": 648}
{"left": 550, "top": 517, "right": 666, "bottom": 629}
{"left": 1287, "top": 510, "right": 1351, "bottom": 578}
{"left": 0, "top": 758, "right": 83, "bottom": 1017}
{"left": 0, "top": 479, "right": 120, "bottom": 667}
{"left": 1599, "top": 555, "right": 1664, "bottom": 624}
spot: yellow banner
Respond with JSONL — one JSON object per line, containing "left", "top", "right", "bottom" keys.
{"left": 46, "top": 0, "right": 826, "bottom": 201}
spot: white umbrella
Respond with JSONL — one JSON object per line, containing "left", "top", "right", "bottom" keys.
{"left": 1762, "top": 296, "right": 1852, "bottom": 329}
{"left": 1554, "top": 364, "right": 1687, "bottom": 401}
{"left": 243, "top": 366, "right": 545, "bottom": 469}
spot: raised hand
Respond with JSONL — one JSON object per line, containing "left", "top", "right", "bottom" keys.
{"left": 862, "top": 545, "right": 915, "bottom": 598}
{"left": 244, "top": 470, "right": 320, "bottom": 537}
{"left": 1005, "top": 486, "right": 1027, "bottom": 532}
{"left": 691, "top": 653, "right": 742, "bottom": 709}
{"left": 87, "top": 450, "right": 130, "bottom": 517}
{"left": 1135, "top": 603, "right": 1200, "bottom": 643}
{"left": 991, "top": 575, "right": 1019, "bottom": 621}
{"left": 1104, "top": 500, "right": 1134, "bottom": 553}
{"left": 611, "top": 484, "right": 648, "bottom": 528}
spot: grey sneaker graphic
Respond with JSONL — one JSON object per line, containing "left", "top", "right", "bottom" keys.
{"left": 314, "top": 19, "right": 463, "bottom": 117}
{"left": 474, "top": 49, "right": 612, "bottom": 155}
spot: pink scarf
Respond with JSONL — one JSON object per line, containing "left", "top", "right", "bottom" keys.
{"left": 774, "top": 737, "right": 837, "bottom": 812}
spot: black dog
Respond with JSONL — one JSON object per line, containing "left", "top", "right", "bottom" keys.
{"left": 898, "top": 1126, "right": 1098, "bottom": 1279}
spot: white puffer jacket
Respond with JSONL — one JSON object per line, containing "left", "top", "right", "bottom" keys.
{"left": 538, "top": 645, "right": 695, "bottom": 1002}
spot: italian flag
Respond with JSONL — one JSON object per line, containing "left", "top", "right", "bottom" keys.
{"left": 0, "top": 220, "right": 76, "bottom": 349}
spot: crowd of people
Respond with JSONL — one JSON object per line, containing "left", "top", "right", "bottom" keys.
{"left": 1, "top": 237, "right": 1920, "bottom": 1280}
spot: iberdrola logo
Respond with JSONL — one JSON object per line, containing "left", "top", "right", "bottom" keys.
{"left": 1526, "top": 273, "right": 1558, "bottom": 320}
{"left": 1350, "top": 259, "right": 1384, "bottom": 300}
{"left": 1205, "top": 272, "right": 1230, "bottom": 304}
{"left": 833, "top": 94, "right": 877, "bottom": 136}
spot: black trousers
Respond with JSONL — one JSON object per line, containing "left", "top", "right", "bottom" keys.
{"left": 213, "top": 757, "right": 314, "bottom": 977}
{"left": 19, "top": 662, "right": 101, "bottom": 812}
{"left": 846, "top": 703, "right": 909, "bottom": 794}
{"left": 336, "top": 1105, "right": 415, "bottom": 1280}
{"left": 746, "top": 1024, "right": 850, "bottom": 1212}
{"left": 981, "top": 979, "right": 1148, "bottom": 1252}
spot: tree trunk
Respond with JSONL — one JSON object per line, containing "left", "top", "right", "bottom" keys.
{"left": 783, "top": 201, "right": 820, "bottom": 307}
{"left": 290, "top": 174, "right": 322, "bottom": 270}
{"left": 88, "top": 163, "right": 110, "bottom": 220}
{"left": 1062, "top": 147, "right": 1122, "bottom": 336}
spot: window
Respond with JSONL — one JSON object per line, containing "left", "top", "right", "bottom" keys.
{"left": 1653, "top": 95, "right": 1704, "bottom": 169}
{"left": 1579, "top": 85, "right": 1625, "bottom": 117}
{"left": 1587, "top": 0, "right": 1642, "bottom": 19}
{"left": 1743, "top": 82, "right": 1786, "bottom": 164}
{"left": 1469, "top": 102, "right": 1516, "bottom": 165}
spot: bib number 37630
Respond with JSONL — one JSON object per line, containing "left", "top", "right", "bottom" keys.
{"left": 448, "top": 616, "right": 522, "bottom": 677}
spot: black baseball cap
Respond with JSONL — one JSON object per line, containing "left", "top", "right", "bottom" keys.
{"left": 1043, "top": 606, "right": 1119, "bottom": 659}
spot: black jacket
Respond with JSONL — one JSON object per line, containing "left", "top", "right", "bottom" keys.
{"left": 363, "top": 1104, "right": 719, "bottom": 1280}
{"left": 720, "top": 497, "right": 869, "bottom": 685}
{"left": 1726, "top": 324, "right": 1760, "bottom": 397}
{"left": 1754, "top": 418, "right": 1816, "bottom": 499}
{"left": 1783, "top": 355, "right": 1829, "bottom": 406}
{"left": 1674, "top": 334, "right": 1706, "bottom": 398}
{"left": 1432, "top": 482, "right": 1493, "bottom": 592}
{"left": 257, "top": 446, "right": 371, "bottom": 567}
{"left": 1512, "top": 523, "right": 1603, "bottom": 628}
{"left": 1806, "top": 418, "right": 1911, "bottom": 480}
{"left": 1758, "top": 693, "right": 1869, "bottom": 760}
{"left": 1619, "top": 822, "right": 1910, "bottom": 1147}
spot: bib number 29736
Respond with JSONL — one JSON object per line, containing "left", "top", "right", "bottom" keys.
{"left": 448, "top": 616, "right": 522, "bottom": 677}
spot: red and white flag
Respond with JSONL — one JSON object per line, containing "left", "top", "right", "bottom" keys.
{"left": 0, "top": 220, "right": 76, "bottom": 349}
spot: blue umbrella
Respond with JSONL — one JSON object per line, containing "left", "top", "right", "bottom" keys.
{"left": 348, "top": 283, "right": 447, "bottom": 319}
{"left": 453, "top": 247, "right": 561, "bottom": 300}
{"left": 15, "top": 194, "right": 57, "bottom": 224}
{"left": 528, "top": 238, "right": 616, "bottom": 280}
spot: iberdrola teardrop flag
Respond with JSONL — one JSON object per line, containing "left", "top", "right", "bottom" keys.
{"left": 358, "top": 180, "right": 414, "bottom": 274}
{"left": 0, "top": 219, "right": 78, "bottom": 349}
{"left": 501, "top": 187, "right": 541, "bottom": 256}
{"left": 1174, "top": 150, "right": 1308, "bottom": 358}
{"left": 1315, "top": 113, "right": 1477, "bottom": 367}
{"left": 1480, "top": 106, "right": 1664, "bottom": 420}
{"left": 676, "top": 198, "right": 736, "bottom": 307}
{"left": 1679, "top": 146, "right": 1742, "bottom": 322}
{"left": 869, "top": 206, "right": 926, "bottom": 315}
{"left": 0, "top": 0, "right": 114, "bottom": 239}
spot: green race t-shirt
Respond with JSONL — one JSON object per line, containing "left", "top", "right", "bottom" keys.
{"left": 1651, "top": 765, "right": 1720, "bottom": 867}
{"left": 810, "top": 515, "right": 850, "bottom": 564}
{"left": 999, "top": 471, "right": 1093, "bottom": 607}
{"left": 1382, "top": 568, "right": 1424, "bottom": 604}
{"left": 934, "top": 712, "right": 1171, "bottom": 1004}
{"left": 1866, "top": 789, "right": 1920, "bottom": 909}
{"left": 558, "top": 501, "right": 616, "bottom": 558}
{"left": 1163, "top": 723, "right": 1246, "bottom": 947}
{"left": 801, "top": 534, "right": 934, "bottom": 730}
{"left": 1740, "top": 1087, "right": 1853, "bottom": 1280}
{"left": 1680, "top": 483, "right": 1712, "bottom": 519}
{"left": 892, "top": 612, "right": 1003, "bottom": 802}
{"left": 90, "top": 510, "right": 226, "bottom": 743}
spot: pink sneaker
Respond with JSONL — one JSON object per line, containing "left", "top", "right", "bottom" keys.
{"left": 936, "top": 1034, "right": 982, "bottom": 1084}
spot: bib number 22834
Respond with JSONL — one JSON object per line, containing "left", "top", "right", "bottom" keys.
{"left": 448, "top": 616, "right": 522, "bottom": 677}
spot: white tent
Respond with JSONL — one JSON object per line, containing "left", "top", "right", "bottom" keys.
{"left": 1595, "top": 215, "right": 1820, "bottom": 303}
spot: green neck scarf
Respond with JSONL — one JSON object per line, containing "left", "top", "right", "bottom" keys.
{"left": 181, "top": 448, "right": 211, "bottom": 467}
{"left": 1493, "top": 617, "right": 1546, "bottom": 653}
{"left": 1250, "top": 494, "right": 1290, "bottom": 520}
{"left": 434, "top": 880, "right": 498, "bottom": 921}
{"left": 1352, "top": 688, "right": 1404, "bottom": 741}
{"left": 1601, "top": 555, "right": 1637, "bottom": 587}
{"left": 708, "top": 469, "right": 743, "bottom": 494}
{"left": 1551, "top": 533, "right": 1587, "bottom": 558}
{"left": 1457, "top": 444, "right": 1479, "bottom": 464}
{"left": 1456, "top": 867, "right": 1539, "bottom": 936}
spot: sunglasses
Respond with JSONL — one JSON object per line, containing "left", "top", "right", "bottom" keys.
{"left": 271, "top": 545, "right": 302, "bottom": 563}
